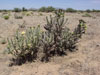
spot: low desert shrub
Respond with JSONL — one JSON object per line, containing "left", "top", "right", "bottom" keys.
{"left": 39, "top": 13, "right": 43, "bottom": 16}
{"left": 18, "top": 21, "right": 26, "bottom": 28}
{"left": 39, "top": 7, "right": 46, "bottom": 12}
{"left": 13, "top": 8, "right": 21, "bottom": 12}
{"left": 39, "top": 6, "right": 55, "bottom": 12}
{"left": 86, "top": 9, "right": 91, "bottom": 13}
{"left": 22, "top": 7, "right": 27, "bottom": 12}
{"left": 26, "top": 13, "right": 30, "bottom": 16}
{"left": 6, "top": 10, "right": 86, "bottom": 65}
{"left": 46, "top": 6, "right": 55, "bottom": 12}
{"left": 14, "top": 13, "right": 23, "bottom": 19}
{"left": 92, "top": 9, "right": 100, "bottom": 12}
{"left": 25, "top": 12, "right": 33, "bottom": 16}
{"left": 82, "top": 13, "right": 92, "bottom": 17}
{"left": 0, "top": 38, "right": 6, "bottom": 44}
{"left": 66, "top": 8, "right": 77, "bottom": 12}
{"left": 22, "top": 11, "right": 33, "bottom": 16}
{"left": 3, "top": 15, "right": 9, "bottom": 20}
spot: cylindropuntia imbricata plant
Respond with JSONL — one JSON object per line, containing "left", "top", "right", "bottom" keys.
{"left": 41, "top": 9, "right": 86, "bottom": 61}
{"left": 6, "top": 9, "right": 86, "bottom": 65}
{"left": 6, "top": 25, "right": 42, "bottom": 65}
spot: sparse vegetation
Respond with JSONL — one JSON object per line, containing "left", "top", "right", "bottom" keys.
{"left": 86, "top": 9, "right": 91, "bottom": 13}
{"left": 92, "top": 9, "right": 100, "bottom": 12}
{"left": 0, "top": 1, "right": 100, "bottom": 74}
{"left": 14, "top": 13, "right": 23, "bottom": 19}
{"left": 6, "top": 10, "right": 86, "bottom": 65}
{"left": 46, "top": 6, "right": 55, "bottom": 12}
{"left": 38, "top": 7, "right": 46, "bottom": 12}
{"left": 26, "top": 12, "right": 31, "bottom": 16}
{"left": 39, "top": 6, "right": 55, "bottom": 12}
{"left": 18, "top": 21, "right": 26, "bottom": 28}
{"left": 82, "top": 13, "right": 92, "bottom": 17}
{"left": 13, "top": 8, "right": 21, "bottom": 12}
{"left": 0, "top": 38, "right": 6, "bottom": 44}
{"left": 3, "top": 15, "right": 9, "bottom": 20}
{"left": 66, "top": 8, "right": 77, "bottom": 12}
{"left": 22, "top": 7, "right": 27, "bottom": 11}
{"left": 39, "top": 13, "right": 43, "bottom": 16}
{"left": 0, "top": 7, "right": 100, "bottom": 13}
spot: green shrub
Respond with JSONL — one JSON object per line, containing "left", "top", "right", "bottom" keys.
{"left": 22, "top": 7, "right": 27, "bottom": 11}
{"left": 26, "top": 12, "right": 30, "bottom": 16}
{"left": 82, "top": 13, "right": 92, "bottom": 17}
{"left": 86, "top": 9, "right": 91, "bottom": 13}
{"left": 46, "top": 6, "right": 55, "bottom": 12}
{"left": 28, "top": 8, "right": 37, "bottom": 11}
{"left": 39, "top": 7, "right": 46, "bottom": 12}
{"left": 0, "top": 38, "right": 6, "bottom": 44}
{"left": 14, "top": 13, "right": 23, "bottom": 19}
{"left": 39, "top": 6, "right": 55, "bottom": 12}
{"left": 15, "top": 16, "right": 23, "bottom": 19}
{"left": 39, "top": 13, "right": 43, "bottom": 16}
{"left": 66, "top": 8, "right": 77, "bottom": 12}
{"left": 22, "top": 11, "right": 33, "bottom": 16}
{"left": 6, "top": 10, "right": 86, "bottom": 65}
{"left": 78, "top": 10, "right": 84, "bottom": 13}
{"left": 22, "top": 11, "right": 26, "bottom": 16}
{"left": 4, "top": 15, "right": 9, "bottom": 20}
{"left": 13, "top": 8, "right": 21, "bottom": 12}
{"left": 92, "top": 9, "right": 100, "bottom": 12}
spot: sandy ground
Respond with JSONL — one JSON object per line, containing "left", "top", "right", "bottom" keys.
{"left": 0, "top": 12, "right": 100, "bottom": 75}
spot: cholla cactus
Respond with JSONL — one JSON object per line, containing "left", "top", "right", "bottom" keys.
{"left": 6, "top": 9, "right": 86, "bottom": 63}
{"left": 6, "top": 25, "right": 42, "bottom": 63}
{"left": 42, "top": 10, "right": 86, "bottom": 61}
{"left": 62, "top": 20, "right": 86, "bottom": 52}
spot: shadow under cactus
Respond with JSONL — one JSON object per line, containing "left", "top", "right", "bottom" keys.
{"left": 9, "top": 51, "right": 38, "bottom": 66}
